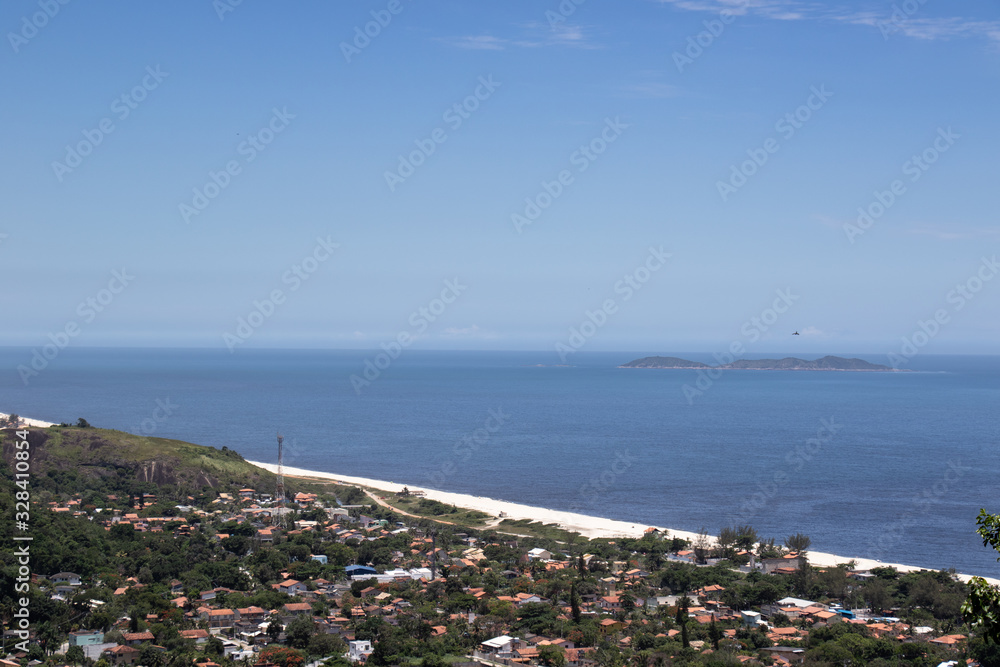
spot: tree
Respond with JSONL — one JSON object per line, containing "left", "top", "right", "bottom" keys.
{"left": 964, "top": 509, "right": 1000, "bottom": 642}
{"left": 784, "top": 533, "right": 811, "bottom": 556}
{"left": 708, "top": 618, "right": 722, "bottom": 650}
{"left": 286, "top": 614, "right": 316, "bottom": 649}
{"left": 66, "top": 645, "right": 86, "bottom": 666}
{"left": 863, "top": 579, "right": 890, "bottom": 614}
{"left": 694, "top": 528, "right": 710, "bottom": 564}
{"left": 205, "top": 635, "right": 225, "bottom": 657}
{"left": 139, "top": 643, "right": 165, "bottom": 667}
{"left": 734, "top": 525, "right": 758, "bottom": 552}
{"left": 308, "top": 634, "right": 346, "bottom": 660}
{"left": 570, "top": 582, "right": 582, "bottom": 624}
{"left": 261, "top": 647, "right": 305, "bottom": 667}
{"left": 717, "top": 526, "right": 738, "bottom": 559}
{"left": 77, "top": 417, "right": 92, "bottom": 428}
{"left": 676, "top": 596, "right": 690, "bottom": 649}
{"left": 538, "top": 644, "right": 566, "bottom": 667}
{"left": 267, "top": 618, "right": 283, "bottom": 643}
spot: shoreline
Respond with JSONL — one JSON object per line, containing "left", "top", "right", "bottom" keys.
{"left": 248, "top": 460, "right": 1000, "bottom": 587}
{"left": 1, "top": 412, "right": 56, "bottom": 428}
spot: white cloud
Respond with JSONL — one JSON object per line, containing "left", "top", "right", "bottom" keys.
{"left": 443, "top": 23, "right": 598, "bottom": 51}
{"left": 442, "top": 324, "right": 481, "bottom": 336}
{"left": 656, "top": 0, "right": 1000, "bottom": 42}
{"left": 448, "top": 35, "right": 506, "bottom": 50}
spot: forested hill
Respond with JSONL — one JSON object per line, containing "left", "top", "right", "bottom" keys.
{"left": 0, "top": 425, "right": 287, "bottom": 503}
{"left": 621, "top": 355, "right": 894, "bottom": 371}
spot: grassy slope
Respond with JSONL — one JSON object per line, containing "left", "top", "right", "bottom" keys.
{"left": 0, "top": 425, "right": 282, "bottom": 493}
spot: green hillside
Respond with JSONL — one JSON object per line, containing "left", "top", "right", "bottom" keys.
{"left": 0, "top": 425, "right": 289, "bottom": 501}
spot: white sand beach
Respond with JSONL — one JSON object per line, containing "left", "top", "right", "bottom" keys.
{"left": 248, "top": 461, "right": 1000, "bottom": 587}
{"left": 1, "top": 412, "right": 56, "bottom": 428}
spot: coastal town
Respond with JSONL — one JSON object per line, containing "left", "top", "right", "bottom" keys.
{"left": 2, "top": 424, "right": 997, "bottom": 667}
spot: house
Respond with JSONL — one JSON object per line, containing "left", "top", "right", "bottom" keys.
{"left": 929, "top": 635, "right": 967, "bottom": 646}
{"left": 203, "top": 609, "right": 237, "bottom": 629}
{"left": 69, "top": 630, "right": 105, "bottom": 646}
{"left": 51, "top": 572, "right": 83, "bottom": 587}
{"left": 775, "top": 597, "right": 825, "bottom": 611}
{"left": 283, "top": 602, "right": 313, "bottom": 617}
{"left": 179, "top": 629, "right": 210, "bottom": 644}
{"left": 348, "top": 640, "right": 373, "bottom": 662}
{"left": 599, "top": 619, "right": 624, "bottom": 634}
{"left": 237, "top": 606, "right": 268, "bottom": 623}
{"left": 762, "top": 647, "right": 805, "bottom": 664}
{"left": 527, "top": 548, "right": 552, "bottom": 561}
{"left": 762, "top": 557, "right": 804, "bottom": 574}
{"left": 481, "top": 635, "right": 517, "bottom": 656}
{"left": 103, "top": 645, "right": 140, "bottom": 666}
{"left": 169, "top": 580, "right": 184, "bottom": 594}
{"left": 277, "top": 579, "right": 307, "bottom": 595}
{"left": 812, "top": 610, "right": 841, "bottom": 626}
{"left": 345, "top": 565, "right": 378, "bottom": 578}
{"left": 597, "top": 595, "right": 621, "bottom": 611}
{"left": 122, "top": 631, "right": 155, "bottom": 646}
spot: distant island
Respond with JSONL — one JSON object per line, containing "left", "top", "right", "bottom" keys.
{"left": 620, "top": 355, "right": 897, "bottom": 371}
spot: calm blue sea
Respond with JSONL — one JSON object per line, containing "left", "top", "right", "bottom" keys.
{"left": 2, "top": 347, "right": 998, "bottom": 578}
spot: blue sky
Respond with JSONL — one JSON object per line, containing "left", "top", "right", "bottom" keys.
{"left": 2, "top": 0, "right": 998, "bottom": 356}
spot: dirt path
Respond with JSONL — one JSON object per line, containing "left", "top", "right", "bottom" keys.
{"left": 282, "top": 472, "right": 458, "bottom": 526}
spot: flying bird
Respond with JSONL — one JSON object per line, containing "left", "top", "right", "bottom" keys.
{"left": 792, "top": 331, "right": 800, "bottom": 335}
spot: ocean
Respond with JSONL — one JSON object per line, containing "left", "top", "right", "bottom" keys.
{"left": 3, "top": 347, "right": 998, "bottom": 577}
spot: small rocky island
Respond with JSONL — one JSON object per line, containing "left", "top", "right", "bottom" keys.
{"left": 621, "top": 355, "right": 896, "bottom": 371}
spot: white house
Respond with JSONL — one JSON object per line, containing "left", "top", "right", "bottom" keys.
{"left": 481, "top": 635, "right": 516, "bottom": 655}
{"left": 51, "top": 572, "right": 82, "bottom": 586}
{"left": 527, "top": 548, "right": 552, "bottom": 561}
{"left": 348, "top": 640, "right": 373, "bottom": 662}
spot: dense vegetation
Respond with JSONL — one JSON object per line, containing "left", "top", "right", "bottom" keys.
{"left": 2, "top": 424, "right": 999, "bottom": 667}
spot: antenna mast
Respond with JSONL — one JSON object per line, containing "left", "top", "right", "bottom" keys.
{"left": 276, "top": 432, "right": 285, "bottom": 526}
